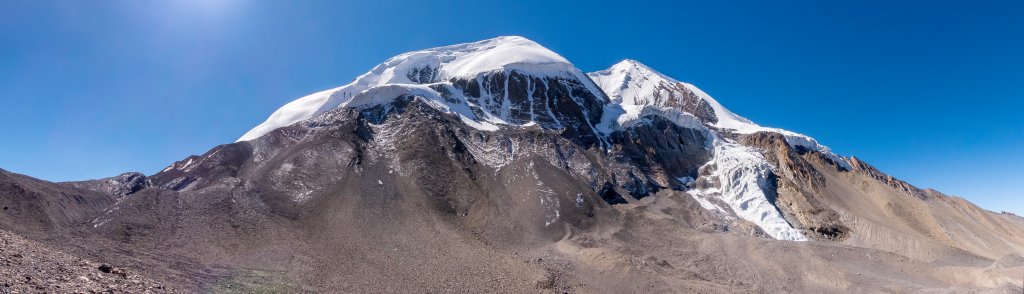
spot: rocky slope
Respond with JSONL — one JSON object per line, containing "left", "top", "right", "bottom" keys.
{"left": 1, "top": 36, "right": 1022, "bottom": 293}
{"left": 0, "top": 229, "right": 177, "bottom": 293}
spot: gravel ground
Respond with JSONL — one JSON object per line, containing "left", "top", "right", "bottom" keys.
{"left": 0, "top": 230, "right": 178, "bottom": 293}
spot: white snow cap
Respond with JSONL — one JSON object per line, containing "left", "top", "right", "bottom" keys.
{"left": 590, "top": 59, "right": 755, "bottom": 130}
{"left": 238, "top": 36, "right": 582, "bottom": 141}
{"left": 419, "top": 36, "right": 574, "bottom": 78}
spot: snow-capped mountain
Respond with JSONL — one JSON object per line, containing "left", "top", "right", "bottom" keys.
{"left": 4, "top": 36, "right": 1023, "bottom": 293}
{"left": 238, "top": 36, "right": 842, "bottom": 240}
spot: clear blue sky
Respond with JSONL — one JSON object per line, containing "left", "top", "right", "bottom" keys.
{"left": 1, "top": 1, "right": 1021, "bottom": 213}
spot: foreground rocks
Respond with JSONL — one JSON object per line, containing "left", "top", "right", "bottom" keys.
{"left": 0, "top": 230, "right": 176, "bottom": 293}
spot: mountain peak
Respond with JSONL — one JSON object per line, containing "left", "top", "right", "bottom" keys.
{"left": 599, "top": 59, "right": 676, "bottom": 83}
{"left": 381, "top": 35, "right": 574, "bottom": 80}
{"left": 588, "top": 59, "right": 686, "bottom": 106}
{"left": 607, "top": 59, "right": 664, "bottom": 76}
{"left": 610, "top": 58, "right": 643, "bottom": 68}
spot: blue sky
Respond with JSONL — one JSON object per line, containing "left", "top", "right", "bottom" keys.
{"left": 1, "top": 0, "right": 1021, "bottom": 214}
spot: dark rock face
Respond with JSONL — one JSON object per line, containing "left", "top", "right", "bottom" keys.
{"left": 304, "top": 68, "right": 713, "bottom": 204}
{"left": 649, "top": 81, "right": 719, "bottom": 125}
{"left": 112, "top": 173, "right": 152, "bottom": 195}
{"left": 597, "top": 182, "right": 627, "bottom": 205}
{"left": 608, "top": 116, "right": 710, "bottom": 195}
{"left": 446, "top": 70, "right": 608, "bottom": 147}
{"left": 65, "top": 172, "right": 152, "bottom": 197}
{"left": 406, "top": 65, "right": 439, "bottom": 84}
{"left": 299, "top": 96, "right": 709, "bottom": 205}
{"left": 403, "top": 69, "right": 712, "bottom": 201}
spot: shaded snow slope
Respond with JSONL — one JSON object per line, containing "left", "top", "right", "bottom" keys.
{"left": 239, "top": 36, "right": 601, "bottom": 141}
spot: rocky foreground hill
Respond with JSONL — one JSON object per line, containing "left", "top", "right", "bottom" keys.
{"left": 0, "top": 229, "right": 177, "bottom": 293}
